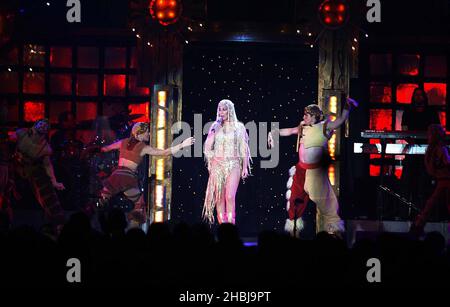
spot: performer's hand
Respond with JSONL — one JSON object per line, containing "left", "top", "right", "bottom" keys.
{"left": 241, "top": 168, "right": 249, "bottom": 179}
{"left": 53, "top": 181, "right": 65, "bottom": 190}
{"left": 181, "top": 137, "right": 195, "bottom": 148}
{"left": 268, "top": 132, "right": 273, "bottom": 148}
{"left": 346, "top": 97, "right": 359, "bottom": 108}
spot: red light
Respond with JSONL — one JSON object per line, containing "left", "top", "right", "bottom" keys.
{"left": 337, "top": 15, "right": 343, "bottom": 22}
{"left": 24, "top": 101, "right": 45, "bottom": 122}
{"left": 324, "top": 5, "right": 330, "bottom": 11}
{"left": 325, "top": 17, "right": 331, "bottom": 24}
{"left": 150, "top": 0, "right": 181, "bottom": 26}
{"left": 338, "top": 4, "right": 345, "bottom": 12}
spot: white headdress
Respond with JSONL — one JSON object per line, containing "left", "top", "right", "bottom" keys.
{"left": 216, "top": 99, "right": 238, "bottom": 125}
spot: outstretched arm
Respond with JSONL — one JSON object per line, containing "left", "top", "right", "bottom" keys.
{"left": 327, "top": 97, "right": 358, "bottom": 131}
{"left": 101, "top": 140, "right": 122, "bottom": 152}
{"left": 268, "top": 126, "right": 299, "bottom": 148}
{"left": 142, "top": 137, "right": 195, "bottom": 156}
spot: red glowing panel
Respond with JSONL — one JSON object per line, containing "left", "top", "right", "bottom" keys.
{"left": 0, "top": 72, "right": 18, "bottom": 93}
{"left": 76, "top": 102, "right": 97, "bottom": 122}
{"left": 50, "top": 73, "right": 72, "bottom": 95}
{"left": 49, "top": 101, "right": 72, "bottom": 124}
{"left": 398, "top": 54, "right": 420, "bottom": 76}
{"left": 77, "top": 47, "right": 99, "bottom": 68}
{"left": 370, "top": 54, "right": 392, "bottom": 75}
{"left": 23, "top": 73, "right": 45, "bottom": 94}
{"left": 424, "top": 83, "right": 446, "bottom": 106}
{"left": 129, "top": 75, "right": 150, "bottom": 96}
{"left": 128, "top": 103, "right": 150, "bottom": 122}
{"left": 369, "top": 165, "right": 380, "bottom": 177}
{"left": 439, "top": 111, "right": 446, "bottom": 129}
{"left": 50, "top": 47, "right": 72, "bottom": 67}
{"left": 425, "top": 56, "right": 447, "bottom": 78}
{"left": 394, "top": 166, "right": 402, "bottom": 179}
{"left": 105, "top": 47, "right": 126, "bottom": 69}
{"left": 104, "top": 74, "right": 126, "bottom": 96}
{"left": 396, "top": 83, "right": 418, "bottom": 104}
{"left": 24, "top": 101, "right": 45, "bottom": 122}
{"left": 370, "top": 82, "right": 391, "bottom": 103}
{"left": 76, "top": 74, "right": 98, "bottom": 96}
{"left": 369, "top": 109, "right": 392, "bottom": 130}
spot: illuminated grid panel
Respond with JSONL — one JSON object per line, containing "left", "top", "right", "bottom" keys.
{"left": 50, "top": 47, "right": 72, "bottom": 68}
{"left": 396, "top": 83, "right": 418, "bottom": 104}
{"left": 369, "top": 110, "right": 392, "bottom": 177}
{"left": 397, "top": 54, "right": 420, "bottom": 76}
{"left": 370, "top": 82, "right": 391, "bottom": 103}
{"left": 24, "top": 101, "right": 45, "bottom": 122}
{"left": 369, "top": 109, "right": 392, "bottom": 131}
{"left": 424, "top": 82, "right": 446, "bottom": 106}
{"left": 104, "top": 74, "right": 126, "bottom": 96}
{"left": 23, "top": 72, "right": 45, "bottom": 94}
{"left": 129, "top": 102, "right": 150, "bottom": 122}
{"left": 76, "top": 102, "right": 97, "bottom": 122}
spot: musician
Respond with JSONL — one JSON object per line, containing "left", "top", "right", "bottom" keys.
{"left": 401, "top": 88, "right": 440, "bottom": 213}
{"left": 410, "top": 124, "right": 450, "bottom": 235}
{"left": 12, "top": 119, "right": 65, "bottom": 227}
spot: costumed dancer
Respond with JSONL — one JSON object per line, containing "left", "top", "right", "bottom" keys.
{"left": 99, "top": 122, "right": 195, "bottom": 224}
{"left": 268, "top": 97, "right": 358, "bottom": 236}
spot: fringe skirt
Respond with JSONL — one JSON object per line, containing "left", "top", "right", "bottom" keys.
{"left": 203, "top": 158, "right": 241, "bottom": 224}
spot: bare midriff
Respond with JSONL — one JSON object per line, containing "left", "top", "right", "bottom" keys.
{"left": 118, "top": 157, "right": 139, "bottom": 171}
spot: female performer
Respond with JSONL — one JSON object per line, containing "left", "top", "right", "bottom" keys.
{"left": 203, "top": 99, "right": 251, "bottom": 224}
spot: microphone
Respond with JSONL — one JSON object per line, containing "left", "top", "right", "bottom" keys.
{"left": 211, "top": 117, "right": 223, "bottom": 133}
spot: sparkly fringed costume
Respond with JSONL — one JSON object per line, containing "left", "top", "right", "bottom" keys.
{"left": 203, "top": 101, "right": 251, "bottom": 224}
{"left": 285, "top": 120, "right": 344, "bottom": 235}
